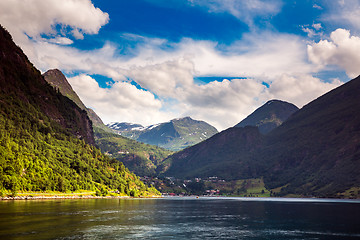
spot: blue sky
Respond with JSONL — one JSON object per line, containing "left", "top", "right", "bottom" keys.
{"left": 1, "top": 0, "right": 360, "bottom": 130}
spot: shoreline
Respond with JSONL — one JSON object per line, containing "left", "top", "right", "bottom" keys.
{"left": 0, "top": 195, "right": 131, "bottom": 201}
{"left": 0, "top": 193, "right": 162, "bottom": 201}
{"left": 2, "top": 194, "right": 358, "bottom": 201}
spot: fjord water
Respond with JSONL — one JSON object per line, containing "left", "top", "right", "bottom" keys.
{"left": 1, "top": 197, "right": 360, "bottom": 240}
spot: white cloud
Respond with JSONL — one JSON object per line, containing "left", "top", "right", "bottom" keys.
{"left": 47, "top": 37, "right": 74, "bottom": 45}
{"left": 0, "top": 0, "right": 109, "bottom": 58}
{"left": 308, "top": 28, "right": 360, "bottom": 78}
{"left": 21, "top": 30, "right": 313, "bottom": 81}
{"left": 320, "top": 0, "right": 360, "bottom": 32}
{"left": 188, "top": 0, "right": 283, "bottom": 27}
{"left": 301, "top": 23, "right": 323, "bottom": 38}
{"left": 267, "top": 74, "right": 341, "bottom": 107}
{"left": 12, "top": 29, "right": 333, "bottom": 130}
{"left": 313, "top": 4, "right": 323, "bottom": 10}
{"left": 302, "top": 27, "right": 317, "bottom": 38}
{"left": 312, "top": 23, "right": 322, "bottom": 31}
{"left": 127, "top": 59, "right": 195, "bottom": 98}
{"left": 68, "top": 75, "right": 174, "bottom": 126}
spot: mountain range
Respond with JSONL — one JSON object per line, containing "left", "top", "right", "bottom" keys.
{"left": 108, "top": 117, "right": 218, "bottom": 151}
{"left": 164, "top": 79, "right": 360, "bottom": 198}
{"left": 1, "top": 22, "right": 359, "bottom": 198}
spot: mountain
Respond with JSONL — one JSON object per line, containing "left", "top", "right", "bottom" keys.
{"left": 164, "top": 79, "right": 360, "bottom": 198}
{"left": 162, "top": 126, "right": 264, "bottom": 178}
{"left": 94, "top": 128, "right": 172, "bottom": 176}
{"left": 43, "top": 69, "right": 107, "bottom": 129}
{"left": 43, "top": 69, "right": 87, "bottom": 110}
{"left": 108, "top": 117, "right": 218, "bottom": 151}
{"left": 0, "top": 25, "right": 158, "bottom": 197}
{"left": 43, "top": 68, "right": 172, "bottom": 176}
{"left": 235, "top": 100, "right": 299, "bottom": 134}
{"left": 261, "top": 76, "right": 360, "bottom": 198}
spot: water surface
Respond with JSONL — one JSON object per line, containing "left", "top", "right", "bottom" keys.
{"left": 0, "top": 197, "right": 360, "bottom": 239}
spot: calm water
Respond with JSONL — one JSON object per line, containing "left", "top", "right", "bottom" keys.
{"left": 0, "top": 197, "right": 360, "bottom": 240}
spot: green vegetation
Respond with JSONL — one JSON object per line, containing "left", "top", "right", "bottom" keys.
{"left": 0, "top": 94, "right": 159, "bottom": 197}
{"left": 206, "top": 178, "right": 271, "bottom": 197}
{"left": 94, "top": 127, "right": 172, "bottom": 176}
{"left": 42, "top": 68, "right": 173, "bottom": 177}
{"left": 0, "top": 25, "right": 159, "bottom": 197}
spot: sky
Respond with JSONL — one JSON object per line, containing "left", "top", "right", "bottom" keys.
{"left": 1, "top": 0, "right": 360, "bottom": 130}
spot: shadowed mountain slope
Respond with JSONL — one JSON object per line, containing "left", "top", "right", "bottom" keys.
{"left": 164, "top": 77, "right": 360, "bottom": 197}
{"left": 235, "top": 100, "right": 299, "bottom": 134}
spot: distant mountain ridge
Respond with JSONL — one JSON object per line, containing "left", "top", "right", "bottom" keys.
{"left": 235, "top": 100, "right": 299, "bottom": 134}
{"left": 164, "top": 78, "right": 360, "bottom": 198}
{"left": 108, "top": 117, "right": 218, "bottom": 151}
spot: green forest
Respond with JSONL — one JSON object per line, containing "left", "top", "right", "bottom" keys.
{"left": 0, "top": 93, "right": 159, "bottom": 197}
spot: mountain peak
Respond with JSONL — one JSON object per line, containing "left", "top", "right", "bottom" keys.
{"left": 235, "top": 99, "right": 299, "bottom": 134}
{"left": 43, "top": 69, "right": 87, "bottom": 110}
{"left": 108, "top": 117, "right": 218, "bottom": 151}
{"left": 43, "top": 69, "right": 107, "bottom": 128}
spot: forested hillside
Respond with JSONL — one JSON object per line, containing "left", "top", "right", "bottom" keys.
{"left": 0, "top": 25, "right": 158, "bottom": 197}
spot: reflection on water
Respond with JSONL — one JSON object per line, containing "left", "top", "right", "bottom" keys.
{"left": 0, "top": 197, "right": 360, "bottom": 239}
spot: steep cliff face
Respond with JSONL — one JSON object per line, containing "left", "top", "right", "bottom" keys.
{"left": 0, "top": 25, "right": 94, "bottom": 145}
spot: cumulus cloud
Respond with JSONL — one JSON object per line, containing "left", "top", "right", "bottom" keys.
{"left": 68, "top": 75, "right": 174, "bottom": 125}
{"left": 20, "top": 30, "right": 313, "bottom": 82}
{"left": 127, "top": 59, "right": 195, "bottom": 98}
{"left": 267, "top": 74, "right": 341, "bottom": 107}
{"left": 308, "top": 28, "right": 360, "bottom": 78}
{"left": 13, "top": 29, "right": 334, "bottom": 130}
{"left": 188, "top": 0, "right": 283, "bottom": 26}
{"left": 0, "top": 0, "right": 109, "bottom": 60}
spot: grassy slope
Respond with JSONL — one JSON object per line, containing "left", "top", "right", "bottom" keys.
{"left": 94, "top": 127, "right": 173, "bottom": 176}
